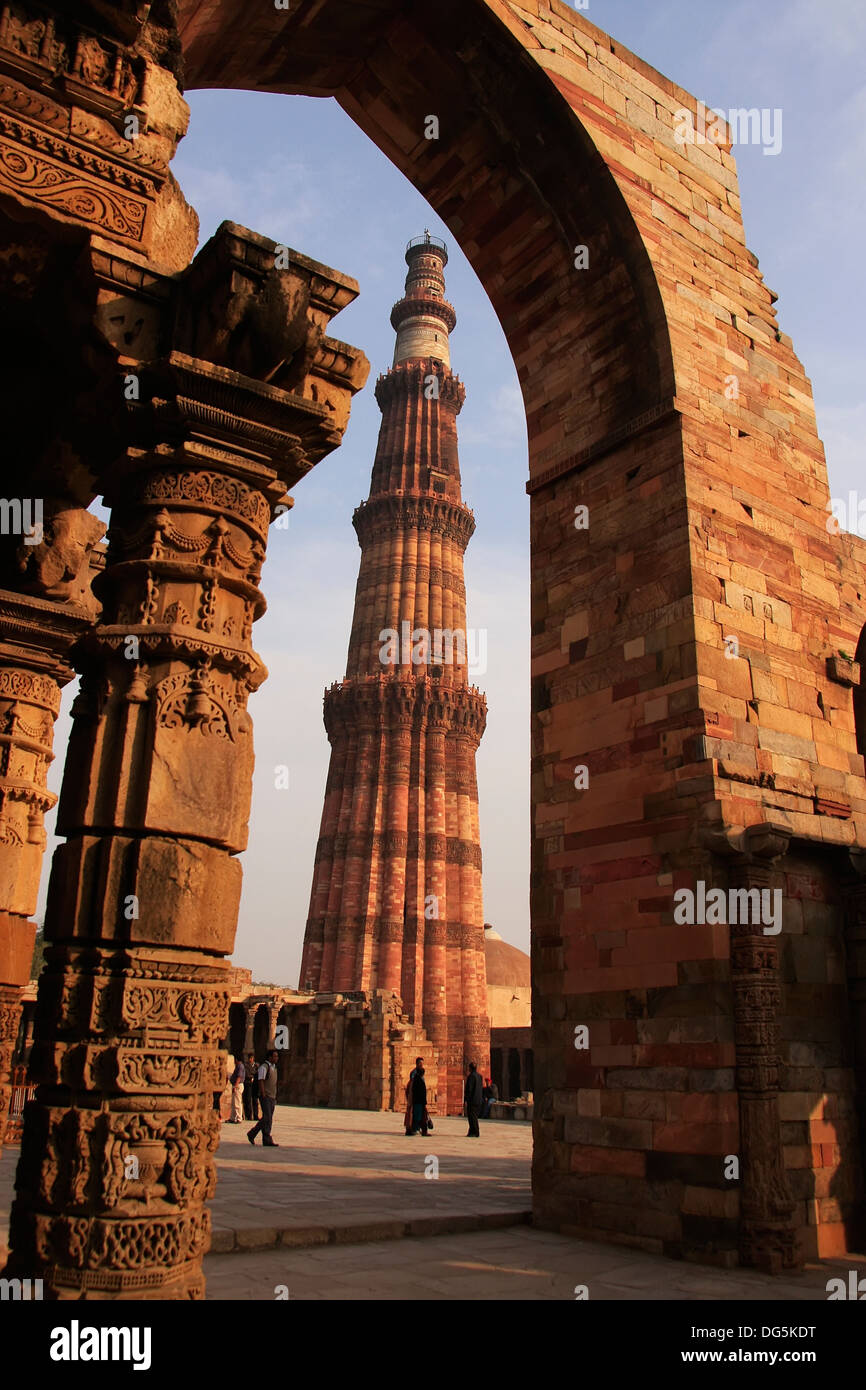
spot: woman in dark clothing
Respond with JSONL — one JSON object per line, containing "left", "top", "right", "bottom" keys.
{"left": 410, "top": 1065, "right": 428, "bottom": 1137}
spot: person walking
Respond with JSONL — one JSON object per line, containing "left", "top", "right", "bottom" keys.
{"left": 464, "top": 1061, "right": 483, "bottom": 1137}
{"left": 247, "top": 1049, "right": 280, "bottom": 1147}
{"left": 229, "top": 1055, "right": 245, "bottom": 1123}
{"left": 405, "top": 1064, "right": 429, "bottom": 1137}
{"left": 243, "top": 1051, "right": 258, "bottom": 1121}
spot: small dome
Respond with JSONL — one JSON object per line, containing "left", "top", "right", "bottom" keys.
{"left": 484, "top": 924, "right": 530, "bottom": 987}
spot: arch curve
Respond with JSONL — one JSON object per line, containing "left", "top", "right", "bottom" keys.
{"left": 178, "top": 0, "right": 677, "bottom": 475}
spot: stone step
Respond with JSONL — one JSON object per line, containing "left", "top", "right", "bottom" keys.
{"left": 210, "top": 1207, "right": 531, "bottom": 1255}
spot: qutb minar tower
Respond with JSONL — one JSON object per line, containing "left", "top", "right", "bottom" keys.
{"left": 300, "top": 234, "right": 489, "bottom": 1111}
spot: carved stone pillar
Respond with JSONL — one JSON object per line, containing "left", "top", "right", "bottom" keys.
{"left": 0, "top": 553, "right": 102, "bottom": 1155}
{"left": 3, "top": 224, "right": 368, "bottom": 1299}
{"left": 243, "top": 1004, "right": 256, "bottom": 1056}
{"left": 729, "top": 823, "right": 800, "bottom": 1272}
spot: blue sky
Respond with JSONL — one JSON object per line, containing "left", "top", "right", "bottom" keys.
{"left": 40, "top": 0, "right": 864, "bottom": 985}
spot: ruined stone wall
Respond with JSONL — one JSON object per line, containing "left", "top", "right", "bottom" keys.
{"left": 275, "top": 990, "right": 442, "bottom": 1114}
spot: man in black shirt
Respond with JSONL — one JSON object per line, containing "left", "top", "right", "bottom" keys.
{"left": 464, "top": 1061, "right": 483, "bottom": 1137}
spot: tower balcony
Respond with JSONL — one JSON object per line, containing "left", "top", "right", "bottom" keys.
{"left": 390, "top": 294, "right": 457, "bottom": 335}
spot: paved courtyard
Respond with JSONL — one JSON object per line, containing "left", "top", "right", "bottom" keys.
{"left": 0, "top": 1104, "right": 531, "bottom": 1255}
{"left": 203, "top": 1224, "right": 847, "bottom": 1301}
{"left": 1, "top": 1105, "right": 860, "bottom": 1299}
{"left": 208, "top": 1104, "right": 531, "bottom": 1249}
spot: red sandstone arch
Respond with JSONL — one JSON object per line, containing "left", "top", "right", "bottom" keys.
{"left": 7, "top": 0, "right": 860, "bottom": 1290}
{"left": 176, "top": 0, "right": 866, "bottom": 1266}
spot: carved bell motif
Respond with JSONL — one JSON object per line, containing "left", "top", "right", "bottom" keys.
{"left": 186, "top": 673, "right": 211, "bottom": 726}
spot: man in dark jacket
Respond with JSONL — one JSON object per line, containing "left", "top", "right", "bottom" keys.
{"left": 464, "top": 1061, "right": 484, "bottom": 1137}
{"left": 243, "top": 1051, "right": 258, "bottom": 1121}
{"left": 247, "top": 1049, "right": 280, "bottom": 1147}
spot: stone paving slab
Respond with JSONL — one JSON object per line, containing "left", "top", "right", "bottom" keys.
{"left": 204, "top": 1224, "right": 859, "bottom": 1301}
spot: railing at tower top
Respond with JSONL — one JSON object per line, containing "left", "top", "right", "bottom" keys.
{"left": 406, "top": 233, "right": 448, "bottom": 256}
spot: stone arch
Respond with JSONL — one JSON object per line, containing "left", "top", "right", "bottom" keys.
{"left": 179, "top": 1, "right": 677, "bottom": 471}
{"left": 490, "top": 1046, "right": 504, "bottom": 1102}
{"left": 253, "top": 1003, "right": 270, "bottom": 1058}
{"left": 3, "top": 0, "right": 863, "bottom": 1299}
{"left": 343, "top": 1016, "right": 365, "bottom": 1087}
{"left": 174, "top": 0, "right": 866, "bottom": 1270}
{"left": 295, "top": 1022, "right": 310, "bottom": 1060}
{"left": 507, "top": 1046, "right": 522, "bottom": 1100}
{"left": 227, "top": 1003, "right": 246, "bottom": 1060}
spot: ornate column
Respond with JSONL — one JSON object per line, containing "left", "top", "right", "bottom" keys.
{"left": 3, "top": 225, "right": 368, "bottom": 1299}
{"left": 0, "top": 0, "right": 195, "bottom": 1166}
{"left": 0, "top": 525, "right": 104, "bottom": 1156}
{"left": 729, "top": 823, "right": 800, "bottom": 1271}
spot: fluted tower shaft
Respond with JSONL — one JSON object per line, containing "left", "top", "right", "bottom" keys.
{"left": 300, "top": 235, "right": 489, "bottom": 1112}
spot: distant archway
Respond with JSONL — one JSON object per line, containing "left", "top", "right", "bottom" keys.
{"left": 228, "top": 1003, "right": 246, "bottom": 1060}
{"left": 253, "top": 1004, "right": 270, "bottom": 1059}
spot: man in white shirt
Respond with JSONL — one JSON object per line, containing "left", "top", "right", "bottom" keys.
{"left": 229, "top": 1056, "right": 245, "bottom": 1123}
{"left": 247, "top": 1049, "right": 280, "bottom": 1147}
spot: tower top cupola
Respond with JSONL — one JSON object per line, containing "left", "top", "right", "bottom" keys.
{"left": 391, "top": 230, "right": 457, "bottom": 368}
